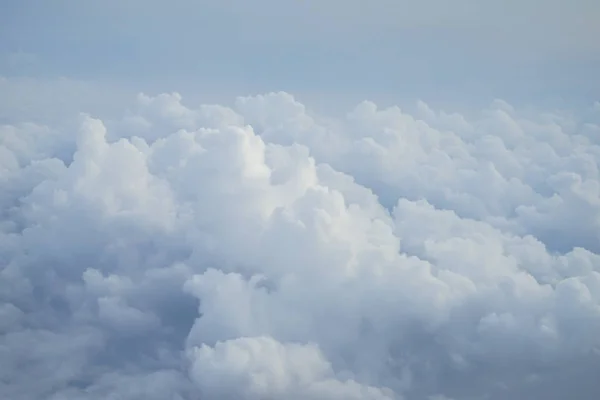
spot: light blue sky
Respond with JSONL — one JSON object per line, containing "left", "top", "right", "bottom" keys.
{"left": 1, "top": 0, "right": 599, "bottom": 112}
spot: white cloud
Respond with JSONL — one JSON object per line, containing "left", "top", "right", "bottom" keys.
{"left": 187, "top": 336, "right": 395, "bottom": 400}
{"left": 1, "top": 88, "right": 600, "bottom": 400}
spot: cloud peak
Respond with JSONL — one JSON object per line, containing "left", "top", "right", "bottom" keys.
{"left": 1, "top": 90, "right": 600, "bottom": 399}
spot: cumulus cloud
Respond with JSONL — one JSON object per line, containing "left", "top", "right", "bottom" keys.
{"left": 1, "top": 90, "right": 600, "bottom": 400}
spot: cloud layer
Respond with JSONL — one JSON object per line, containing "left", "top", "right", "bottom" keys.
{"left": 1, "top": 91, "right": 600, "bottom": 400}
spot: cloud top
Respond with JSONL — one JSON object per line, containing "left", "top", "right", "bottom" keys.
{"left": 1, "top": 91, "right": 600, "bottom": 399}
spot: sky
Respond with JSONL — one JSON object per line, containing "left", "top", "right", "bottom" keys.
{"left": 1, "top": 1, "right": 600, "bottom": 400}
{"left": 2, "top": 0, "right": 600, "bottom": 110}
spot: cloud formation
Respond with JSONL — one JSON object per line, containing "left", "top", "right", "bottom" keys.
{"left": 1, "top": 90, "right": 600, "bottom": 400}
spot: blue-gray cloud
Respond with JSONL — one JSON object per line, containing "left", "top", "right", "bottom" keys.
{"left": 1, "top": 88, "right": 600, "bottom": 399}
{"left": 2, "top": 2, "right": 600, "bottom": 398}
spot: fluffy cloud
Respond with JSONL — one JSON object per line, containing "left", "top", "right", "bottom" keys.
{"left": 1, "top": 90, "right": 600, "bottom": 400}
